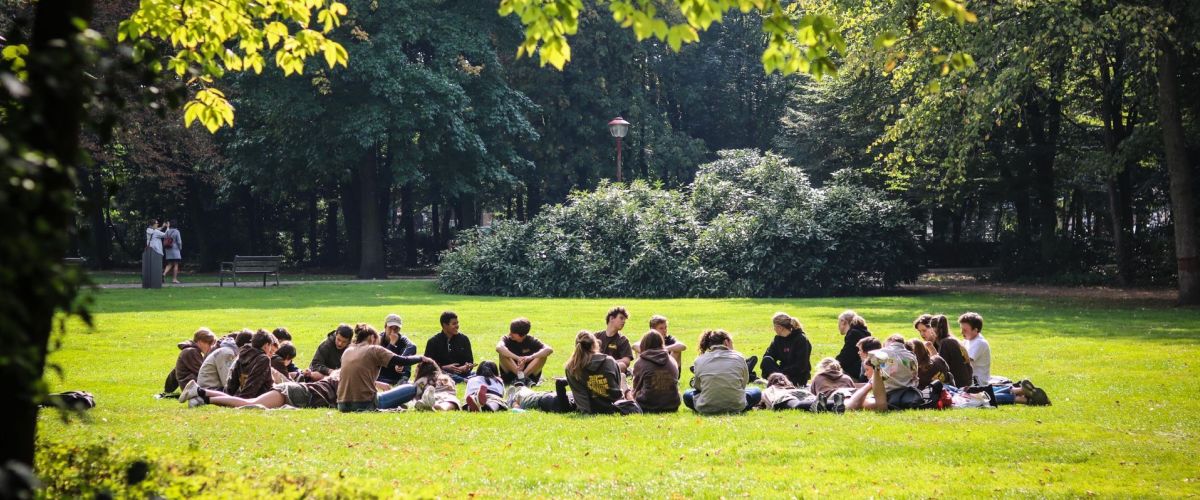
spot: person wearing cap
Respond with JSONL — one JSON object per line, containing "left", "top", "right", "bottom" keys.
{"left": 378, "top": 313, "right": 418, "bottom": 385}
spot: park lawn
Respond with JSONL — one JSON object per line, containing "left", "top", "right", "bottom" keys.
{"left": 38, "top": 281, "right": 1200, "bottom": 498}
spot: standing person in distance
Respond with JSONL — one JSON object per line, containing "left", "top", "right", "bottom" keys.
{"left": 161, "top": 220, "right": 183, "bottom": 284}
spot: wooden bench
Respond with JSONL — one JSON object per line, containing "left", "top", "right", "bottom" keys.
{"left": 220, "top": 255, "right": 283, "bottom": 287}
{"left": 63, "top": 257, "right": 88, "bottom": 266}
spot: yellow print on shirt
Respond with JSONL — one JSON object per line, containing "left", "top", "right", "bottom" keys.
{"left": 587, "top": 374, "right": 609, "bottom": 396}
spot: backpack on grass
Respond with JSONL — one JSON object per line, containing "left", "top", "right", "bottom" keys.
{"left": 41, "top": 391, "right": 96, "bottom": 410}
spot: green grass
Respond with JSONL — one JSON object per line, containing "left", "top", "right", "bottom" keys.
{"left": 39, "top": 281, "right": 1200, "bottom": 497}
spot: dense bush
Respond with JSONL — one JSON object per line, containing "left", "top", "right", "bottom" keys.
{"left": 439, "top": 150, "right": 923, "bottom": 297}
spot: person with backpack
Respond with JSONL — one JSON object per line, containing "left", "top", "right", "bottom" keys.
{"left": 761, "top": 312, "right": 813, "bottom": 386}
{"left": 835, "top": 310, "right": 872, "bottom": 382}
{"left": 161, "top": 220, "right": 183, "bottom": 284}
{"left": 683, "top": 330, "right": 761, "bottom": 414}
{"left": 565, "top": 330, "right": 639, "bottom": 415}
{"left": 632, "top": 330, "right": 681, "bottom": 413}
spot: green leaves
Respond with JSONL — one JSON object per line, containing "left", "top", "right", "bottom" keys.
{"left": 119, "top": 0, "right": 352, "bottom": 131}
{"left": 1, "top": 43, "right": 29, "bottom": 79}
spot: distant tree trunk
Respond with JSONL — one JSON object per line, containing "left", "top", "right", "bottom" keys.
{"left": 1106, "top": 173, "right": 1135, "bottom": 285}
{"left": 307, "top": 195, "right": 319, "bottom": 265}
{"left": 341, "top": 176, "right": 361, "bottom": 272}
{"left": 431, "top": 202, "right": 441, "bottom": 250}
{"left": 357, "top": 148, "right": 385, "bottom": 279}
{"left": 400, "top": 182, "right": 417, "bottom": 267}
{"left": 321, "top": 196, "right": 340, "bottom": 267}
{"left": 1157, "top": 33, "right": 1199, "bottom": 304}
{"left": 4, "top": 0, "right": 91, "bottom": 473}
{"left": 1026, "top": 97, "right": 1061, "bottom": 264}
{"left": 1098, "top": 45, "right": 1136, "bottom": 286}
{"left": 78, "top": 164, "right": 110, "bottom": 267}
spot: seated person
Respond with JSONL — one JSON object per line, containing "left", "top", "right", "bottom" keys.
{"left": 595, "top": 307, "right": 634, "bottom": 375}
{"left": 465, "top": 361, "right": 508, "bottom": 412}
{"left": 166, "top": 328, "right": 216, "bottom": 393}
{"left": 271, "top": 342, "right": 301, "bottom": 380}
{"left": 196, "top": 332, "right": 243, "bottom": 390}
{"left": 503, "top": 378, "right": 575, "bottom": 413}
{"left": 222, "top": 329, "right": 279, "bottom": 399}
{"left": 683, "top": 330, "right": 761, "bottom": 414}
{"left": 337, "top": 324, "right": 427, "bottom": 412}
{"left": 632, "top": 330, "right": 681, "bottom": 413}
{"left": 378, "top": 313, "right": 418, "bottom": 385}
{"left": 960, "top": 312, "right": 991, "bottom": 385}
{"left": 807, "top": 357, "right": 857, "bottom": 397}
{"left": 633, "top": 315, "right": 687, "bottom": 367}
{"left": 309, "top": 324, "right": 353, "bottom": 376}
{"left": 271, "top": 327, "right": 293, "bottom": 342}
{"left": 930, "top": 314, "right": 973, "bottom": 387}
{"left": 836, "top": 310, "right": 873, "bottom": 383}
{"left": 565, "top": 330, "right": 638, "bottom": 415}
{"left": 496, "top": 317, "right": 553, "bottom": 386}
{"left": 413, "top": 359, "right": 462, "bottom": 411}
{"left": 424, "top": 311, "right": 474, "bottom": 383}
{"left": 910, "top": 339, "right": 955, "bottom": 388}
{"left": 854, "top": 336, "right": 883, "bottom": 383}
{"left": 761, "top": 312, "right": 813, "bottom": 386}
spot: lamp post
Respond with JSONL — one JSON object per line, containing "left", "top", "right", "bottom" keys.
{"left": 607, "top": 116, "right": 630, "bottom": 182}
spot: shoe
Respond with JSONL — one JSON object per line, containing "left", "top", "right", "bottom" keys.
{"left": 555, "top": 377, "right": 570, "bottom": 392}
{"left": 812, "top": 393, "right": 828, "bottom": 413}
{"left": 466, "top": 394, "right": 480, "bottom": 412}
{"left": 828, "top": 392, "right": 846, "bottom": 413}
{"left": 187, "top": 396, "right": 206, "bottom": 408}
{"left": 866, "top": 350, "right": 888, "bottom": 368}
{"left": 178, "top": 380, "right": 198, "bottom": 403}
{"left": 745, "top": 356, "right": 758, "bottom": 381}
{"left": 1019, "top": 379, "right": 1037, "bottom": 394}
{"left": 476, "top": 385, "right": 489, "bottom": 410}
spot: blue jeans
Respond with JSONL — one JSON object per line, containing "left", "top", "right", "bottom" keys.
{"left": 378, "top": 384, "right": 418, "bottom": 409}
{"left": 993, "top": 385, "right": 1015, "bottom": 405}
{"left": 447, "top": 372, "right": 471, "bottom": 384}
{"left": 682, "top": 387, "right": 762, "bottom": 413}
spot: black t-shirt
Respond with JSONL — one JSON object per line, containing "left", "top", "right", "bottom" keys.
{"left": 502, "top": 335, "right": 546, "bottom": 357}
{"left": 424, "top": 332, "right": 473, "bottom": 367}
{"left": 594, "top": 331, "right": 633, "bottom": 361}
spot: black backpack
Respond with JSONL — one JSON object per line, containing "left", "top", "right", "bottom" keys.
{"left": 41, "top": 391, "right": 96, "bottom": 410}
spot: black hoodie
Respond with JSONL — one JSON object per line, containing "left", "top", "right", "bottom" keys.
{"left": 633, "top": 348, "right": 680, "bottom": 413}
{"left": 836, "top": 326, "right": 871, "bottom": 383}
{"left": 309, "top": 331, "right": 346, "bottom": 375}
{"left": 762, "top": 329, "right": 813, "bottom": 386}
{"left": 566, "top": 353, "right": 623, "bottom": 414}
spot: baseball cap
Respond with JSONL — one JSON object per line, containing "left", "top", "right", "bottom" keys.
{"left": 385, "top": 313, "right": 403, "bottom": 328}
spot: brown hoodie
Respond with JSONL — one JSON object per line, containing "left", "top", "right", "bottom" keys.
{"left": 633, "top": 348, "right": 680, "bottom": 413}
{"left": 173, "top": 341, "right": 205, "bottom": 389}
{"left": 807, "top": 370, "right": 856, "bottom": 396}
{"left": 225, "top": 344, "right": 273, "bottom": 398}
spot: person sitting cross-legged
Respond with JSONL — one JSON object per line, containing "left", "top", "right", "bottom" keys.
{"left": 424, "top": 311, "right": 474, "bottom": 384}
{"left": 683, "top": 330, "right": 762, "bottom": 414}
{"left": 495, "top": 317, "right": 553, "bottom": 386}
{"left": 337, "top": 323, "right": 429, "bottom": 412}
{"left": 565, "top": 330, "right": 640, "bottom": 415}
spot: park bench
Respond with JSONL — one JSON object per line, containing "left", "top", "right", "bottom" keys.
{"left": 63, "top": 257, "right": 87, "bottom": 266}
{"left": 220, "top": 255, "right": 283, "bottom": 287}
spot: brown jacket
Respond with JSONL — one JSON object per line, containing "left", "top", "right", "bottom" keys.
{"left": 632, "top": 348, "right": 680, "bottom": 413}
{"left": 226, "top": 345, "right": 273, "bottom": 398}
{"left": 173, "top": 341, "right": 205, "bottom": 389}
{"left": 807, "top": 370, "right": 856, "bottom": 396}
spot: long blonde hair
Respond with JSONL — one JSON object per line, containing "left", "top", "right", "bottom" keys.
{"left": 564, "top": 330, "right": 598, "bottom": 378}
{"left": 838, "top": 310, "right": 867, "bottom": 329}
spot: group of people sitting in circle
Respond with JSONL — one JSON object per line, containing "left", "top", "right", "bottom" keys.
{"left": 163, "top": 306, "right": 1051, "bottom": 415}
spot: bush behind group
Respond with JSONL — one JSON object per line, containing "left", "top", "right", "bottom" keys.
{"left": 438, "top": 150, "right": 923, "bottom": 297}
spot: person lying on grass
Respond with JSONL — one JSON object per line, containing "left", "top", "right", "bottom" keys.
{"left": 504, "top": 377, "right": 576, "bottom": 413}
{"left": 808, "top": 358, "right": 857, "bottom": 397}
{"left": 465, "top": 361, "right": 508, "bottom": 412}
{"left": 565, "top": 330, "right": 640, "bottom": 415}
{"left": 846, "top": 335, "right": 920, "bottom": 412}
{"left": 337, "top": 323, "right": 429, "bottom": 413}
{"left": 854, "top": 336, "right": 883, "bottom": 385}
{"left": 413, "top": 359, "right": 462, "bottom": 411}
{"left": 179, "top": 371, "right": 340, "bottom": 410}
{"left": 632, "top": 315, "right": 687, "bottom": 367}
{"left": 632, "top": 330, "right": 681, "bottom": 414}
{"left": 224, "top": 330, "right": 280, "bottom": 399}
{"left": 761, "top": 312, "right": 813, "bottom": 387}
{"left": 683, "top": 329, "right": 762, "bottom": 414}
{"left": 759, "top": 373, "right": 818, "bottom": 410}
{"left": 496, "top": 317, "right": 553, "bottom": 386}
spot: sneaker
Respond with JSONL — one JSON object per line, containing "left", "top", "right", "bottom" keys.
{"left": 178, "top": 380, "right": 198, "bottom": 403}
{"left": 465, "top": 394, "right": 481, "bottom": 412}
{"left": 828, "top": 392, "right": 846, "bottom": 414}
{"left": 866, "top": 350, "right": 888, "bottom": 369}
{"left": 476, "top": 385, "right": 489, "bottom": 410}
{"left": 187, "top": 396, "right": 206, "bottom": 408}
{"left": 1019, "top": 379, "right": 1037, "bottom": 394}
{"left": 554, "top": 377, "right": 570, "bottom": 392}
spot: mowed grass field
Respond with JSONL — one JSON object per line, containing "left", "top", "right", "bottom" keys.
{"left": 39, "top": 280, "right": 1200, "bottom": 498}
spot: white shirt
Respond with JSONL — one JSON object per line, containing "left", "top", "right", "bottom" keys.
{"left": 145, "top": 227, "right": 165, "bottom": 255}
{"left": 966, "top": 334, "right": 991, "bottom": 385}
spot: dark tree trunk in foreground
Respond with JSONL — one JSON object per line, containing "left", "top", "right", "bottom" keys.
{"left": 1157, "top": 36, "right": 1199, "bottom": 304}
{"left": 1, "top": 0, "right": 91, "bottom": 473}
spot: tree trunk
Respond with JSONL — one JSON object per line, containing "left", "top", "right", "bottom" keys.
{"left": 1106, "top": 172, "right": 1135, "bottom": 286}
{"left": 341, "top": 176, "right": 361, "bottom": 272}
{"left": 79, "top": 164, "right": 110, "bottom": 267}
{"left": 1157, "top": 36, "right": 1199, "bottom": 303}
{"left": 1026, "top": 97, "right": 1060, "bottom": 264}
{"left": 2, "top": 0, "right": 91, "bottom": 473}
{"left": 357, "top": 148, "right": 386, "bottom": 279}
{"left": 321, "top": 196, "right": 340, "bottom": 267}
{"left": 307, "top": 195, "right": 319, "bottom": 265}
{"left": 400, "top": 182, "right": 417, "bottom": 267}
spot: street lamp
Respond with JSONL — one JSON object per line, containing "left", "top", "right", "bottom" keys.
{"left": 607, "top": 116, "right": 630, "bottom": 182}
